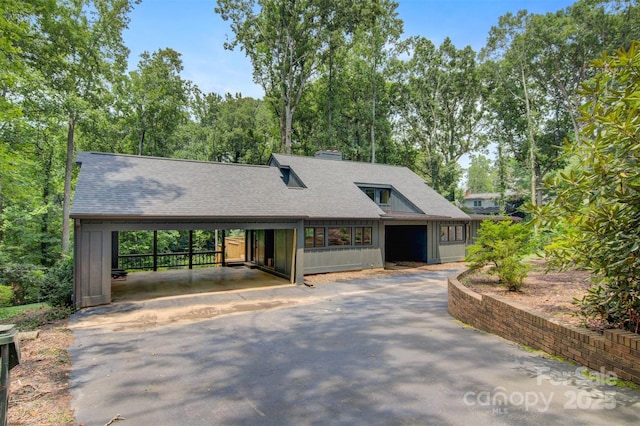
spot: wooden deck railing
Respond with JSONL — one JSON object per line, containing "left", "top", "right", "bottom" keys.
{"left": 118, "top": 250, "right": 223, "bottom": 271}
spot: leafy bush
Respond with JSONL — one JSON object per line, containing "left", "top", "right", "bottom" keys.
{"left": 0, "top": 263, "right": 45, "bottom": 305}
{"left": 0, "top": 286, "right": 14, "bottom": 307}
{"left": 535, "top": 43, "right": 640, "bottom": 332}
{"left": 42, "top": 256, "right": 74, "bottom": 307}
{"left": 466, "top": 219, "right": 532, "bottom": 291}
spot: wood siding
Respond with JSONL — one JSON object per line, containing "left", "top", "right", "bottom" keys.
{"left": 74, "top": 223, "right": 111, "bottom": 309}
{"left": 303, "top": 220, "right": 384, "bottom": 274}
{"left": 430, "top": 220, "right": 466, "bottom": 263}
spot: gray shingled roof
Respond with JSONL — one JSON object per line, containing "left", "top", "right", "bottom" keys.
{"left": 71, "top": 152, "right": 308, "bottom": 219}
{"left": 71, "top": 152, "right": 468, "bottom": 221}
{"left": 271, "top": 154, "right": 469, "bottom": 220}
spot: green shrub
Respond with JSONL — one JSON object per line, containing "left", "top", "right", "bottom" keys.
{"left": 0, "top": 286, "right": 14, "bottom": 307}
{"left": 42, "top": 256, "right": 74, "bottom": 307}
{"left": 466, "top": 219, "right": 532, "bottom": 291}
{"left": 0, "top": 263, "right": 45, "bottom": 305}
{"left": 534, "top": 43, "right": 640, "bottom": 332}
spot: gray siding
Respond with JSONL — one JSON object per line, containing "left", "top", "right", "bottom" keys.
{"left": 275, "top": 229, "right": 295, "bottom": 277}
{"left": 303, "top": 220, "right": 383, "bottom": 274}
{"left": 249, "top": 229, "right": 296, "bottom": 279}
{"left": 386, "top": 189, "right": 421, "bottom": 213}
{"left": 429, "top": 220, "right": 467, "bottom": 263}
{"left": 74, "top": 223, "right": 111, "bottom": 309}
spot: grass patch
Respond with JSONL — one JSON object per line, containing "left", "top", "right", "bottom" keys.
{"left": 0, "top": 303, "right": 47, "bottom": 321}
{"left": 579, "top": 368, "right": 640, "bottom": 390}
{"left": 614, "top": 379, "right": 640, "bottom": 391}
{"left": 517, "top": 343, "right": 576, "bottom": 365}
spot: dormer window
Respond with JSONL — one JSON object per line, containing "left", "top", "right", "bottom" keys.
{"left": 379, "top": 189, "right": 390, "bottom": 205}
{"left": 364, "top": 188, "right": 375, "bottom": 201}
{"left": 279, "top": 166, "right": 305, "bottom": 188}
{"left": 359, "top": 186, "right": 391, "bottom": 206}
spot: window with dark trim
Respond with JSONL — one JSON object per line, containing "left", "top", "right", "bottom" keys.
{"left": 364, "top": 188, "right": 375, "bottom": 201}
{"left": 440, "top": 226, "right": 449, "bottom": 242}
{"left": 473, "top": 200, "right": 482, "bottom": 207}
{"left": 305, "top": 227, "right": 325, "bottom": 248}
{"left": 354, "top": 226, "right": 373, "bottom": 245}
{"left": 314, "top": 227, "right": 325, "bottom": 247}
{"left": 440, "top": 225, "right": 464, "bottom": 242}
{"left": 379, "top": 189, "right": 390, "bottom": 205}
{"left": 328, "top": 227, "right": 351, "bottom": 246}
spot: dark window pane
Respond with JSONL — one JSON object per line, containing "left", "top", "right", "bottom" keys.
{"left": 305, "top": 228, "right": 314, "bottom": 248}
{"left": 365, "top": 188, "right": 375, "bottom": 201}
{"left": 363, "top": 227, "right": 372, "bottom": 245}
{"left": 328, "top": 227, "right": 351, "bottom": 246}
{"left": 354, "top": 227, "right": 363, "bottom": 245}
{"left": 440, "top": 226, "right": 449, "bottom": 242}
{"left": 314, "top": 227, "right": 324, "bottom": 247}
{"left": 379, "top": 189, "right": 390, "bottom": 205}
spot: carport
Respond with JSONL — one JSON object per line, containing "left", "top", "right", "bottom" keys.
{"left": 110, "top": 266, "right": 291, "bottom": 303}
{"left": 73, "top": 218, "right": 305, "bottom": 309}
{"left": 71, "top": 152, "right": 306, "bottom": 309}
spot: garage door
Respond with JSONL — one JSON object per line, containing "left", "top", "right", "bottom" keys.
{"left": 385, "top": 225, "right": 427, "bottom": 263}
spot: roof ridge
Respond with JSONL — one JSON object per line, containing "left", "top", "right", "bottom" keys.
{"left": 79, "top": 152, "right": 271, "bottom": 169}
{"left": 272, "top": 153, "right": 408, "bottom": 169}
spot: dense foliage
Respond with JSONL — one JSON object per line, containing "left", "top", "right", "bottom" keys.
{"left": 466, "top": 219, "right": 532, "bottom": 291}
{"left": 1, "top": 0, "right": 639, "bottom": 307}
{"left": 536, "top": 42, "right": 640, "bottom": 332}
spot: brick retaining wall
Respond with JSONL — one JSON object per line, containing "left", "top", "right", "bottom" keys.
{"left": 448, "top": 270, "right": 640, "bottom": 385}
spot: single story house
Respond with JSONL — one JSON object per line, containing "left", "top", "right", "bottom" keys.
{"left": 71, "top": 151, "right": 470, "bottom": 309}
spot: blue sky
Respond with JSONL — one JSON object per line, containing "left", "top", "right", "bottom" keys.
{"left": 123, "top": 0, "right": 576, "bottom": 98}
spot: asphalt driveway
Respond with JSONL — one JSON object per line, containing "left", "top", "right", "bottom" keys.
{"left": 69, "top": 269, "right": 640, "bottom": 425}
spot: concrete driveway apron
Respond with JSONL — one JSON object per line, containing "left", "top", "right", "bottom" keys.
{"left": 69, "top": 269, "right": 640, "bottom": 425}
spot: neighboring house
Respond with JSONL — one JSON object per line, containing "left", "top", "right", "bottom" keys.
{"left": 462, "top": 190, "right": 525, "bottom": 218}
{"left": 463, "top": 191, "right": 502, "bottom": 214}
{"left": 71, "top": 151, "right": 470, "bottom": 309}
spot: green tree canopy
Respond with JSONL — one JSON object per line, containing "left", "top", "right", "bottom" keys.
{"left": 393, "top": 37, "right": 485, "bottom": 199}
{"left": 466, "top": 154, "right": 496, "bottom": 194}
{"left": 536, "top": 42, "right": 640, "bottom": 332}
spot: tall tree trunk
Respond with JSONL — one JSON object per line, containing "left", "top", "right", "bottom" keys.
{"left": 521, "top": 65, "right": 537, "bottom": 207}
{"left": 284, "top": 103, "right": 293, "bottom": 154}
{"left": 61, "top": 113, "right": 75, "bottom": 255}
{"left": 327, "top": 37, "right": 335, "bottom": 148}
{"left": 497, "top": 137, "right": 507, "bottom": 214}
{"left": 41, "top": 146, "right": 53, "bottom": 264}
{"left": 279, "top": 107, "right": 287, "bottom": 154}
{"left": 138, "top": 128, "right": 145, "bottom": 156}
{"left": 371, "top": 84, "right": 376, "bottom": 164}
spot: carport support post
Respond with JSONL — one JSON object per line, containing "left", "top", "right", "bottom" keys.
{"left": 290, "top": 228, "right": 297, "bottom": 284}
{"left": 188, "top": 230, "right": 193, "bottom": 269}
{"left": 153, "top": 230, "right": 158, "bottom": 271}
{"left": 221, "top": 230, "right": 226, "bottom": 266}
{"left": 295, "top": 220, "right": 305, "bottom": 284}
{"left": 111, "top": 232, "right": 119, "bottom": 269}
